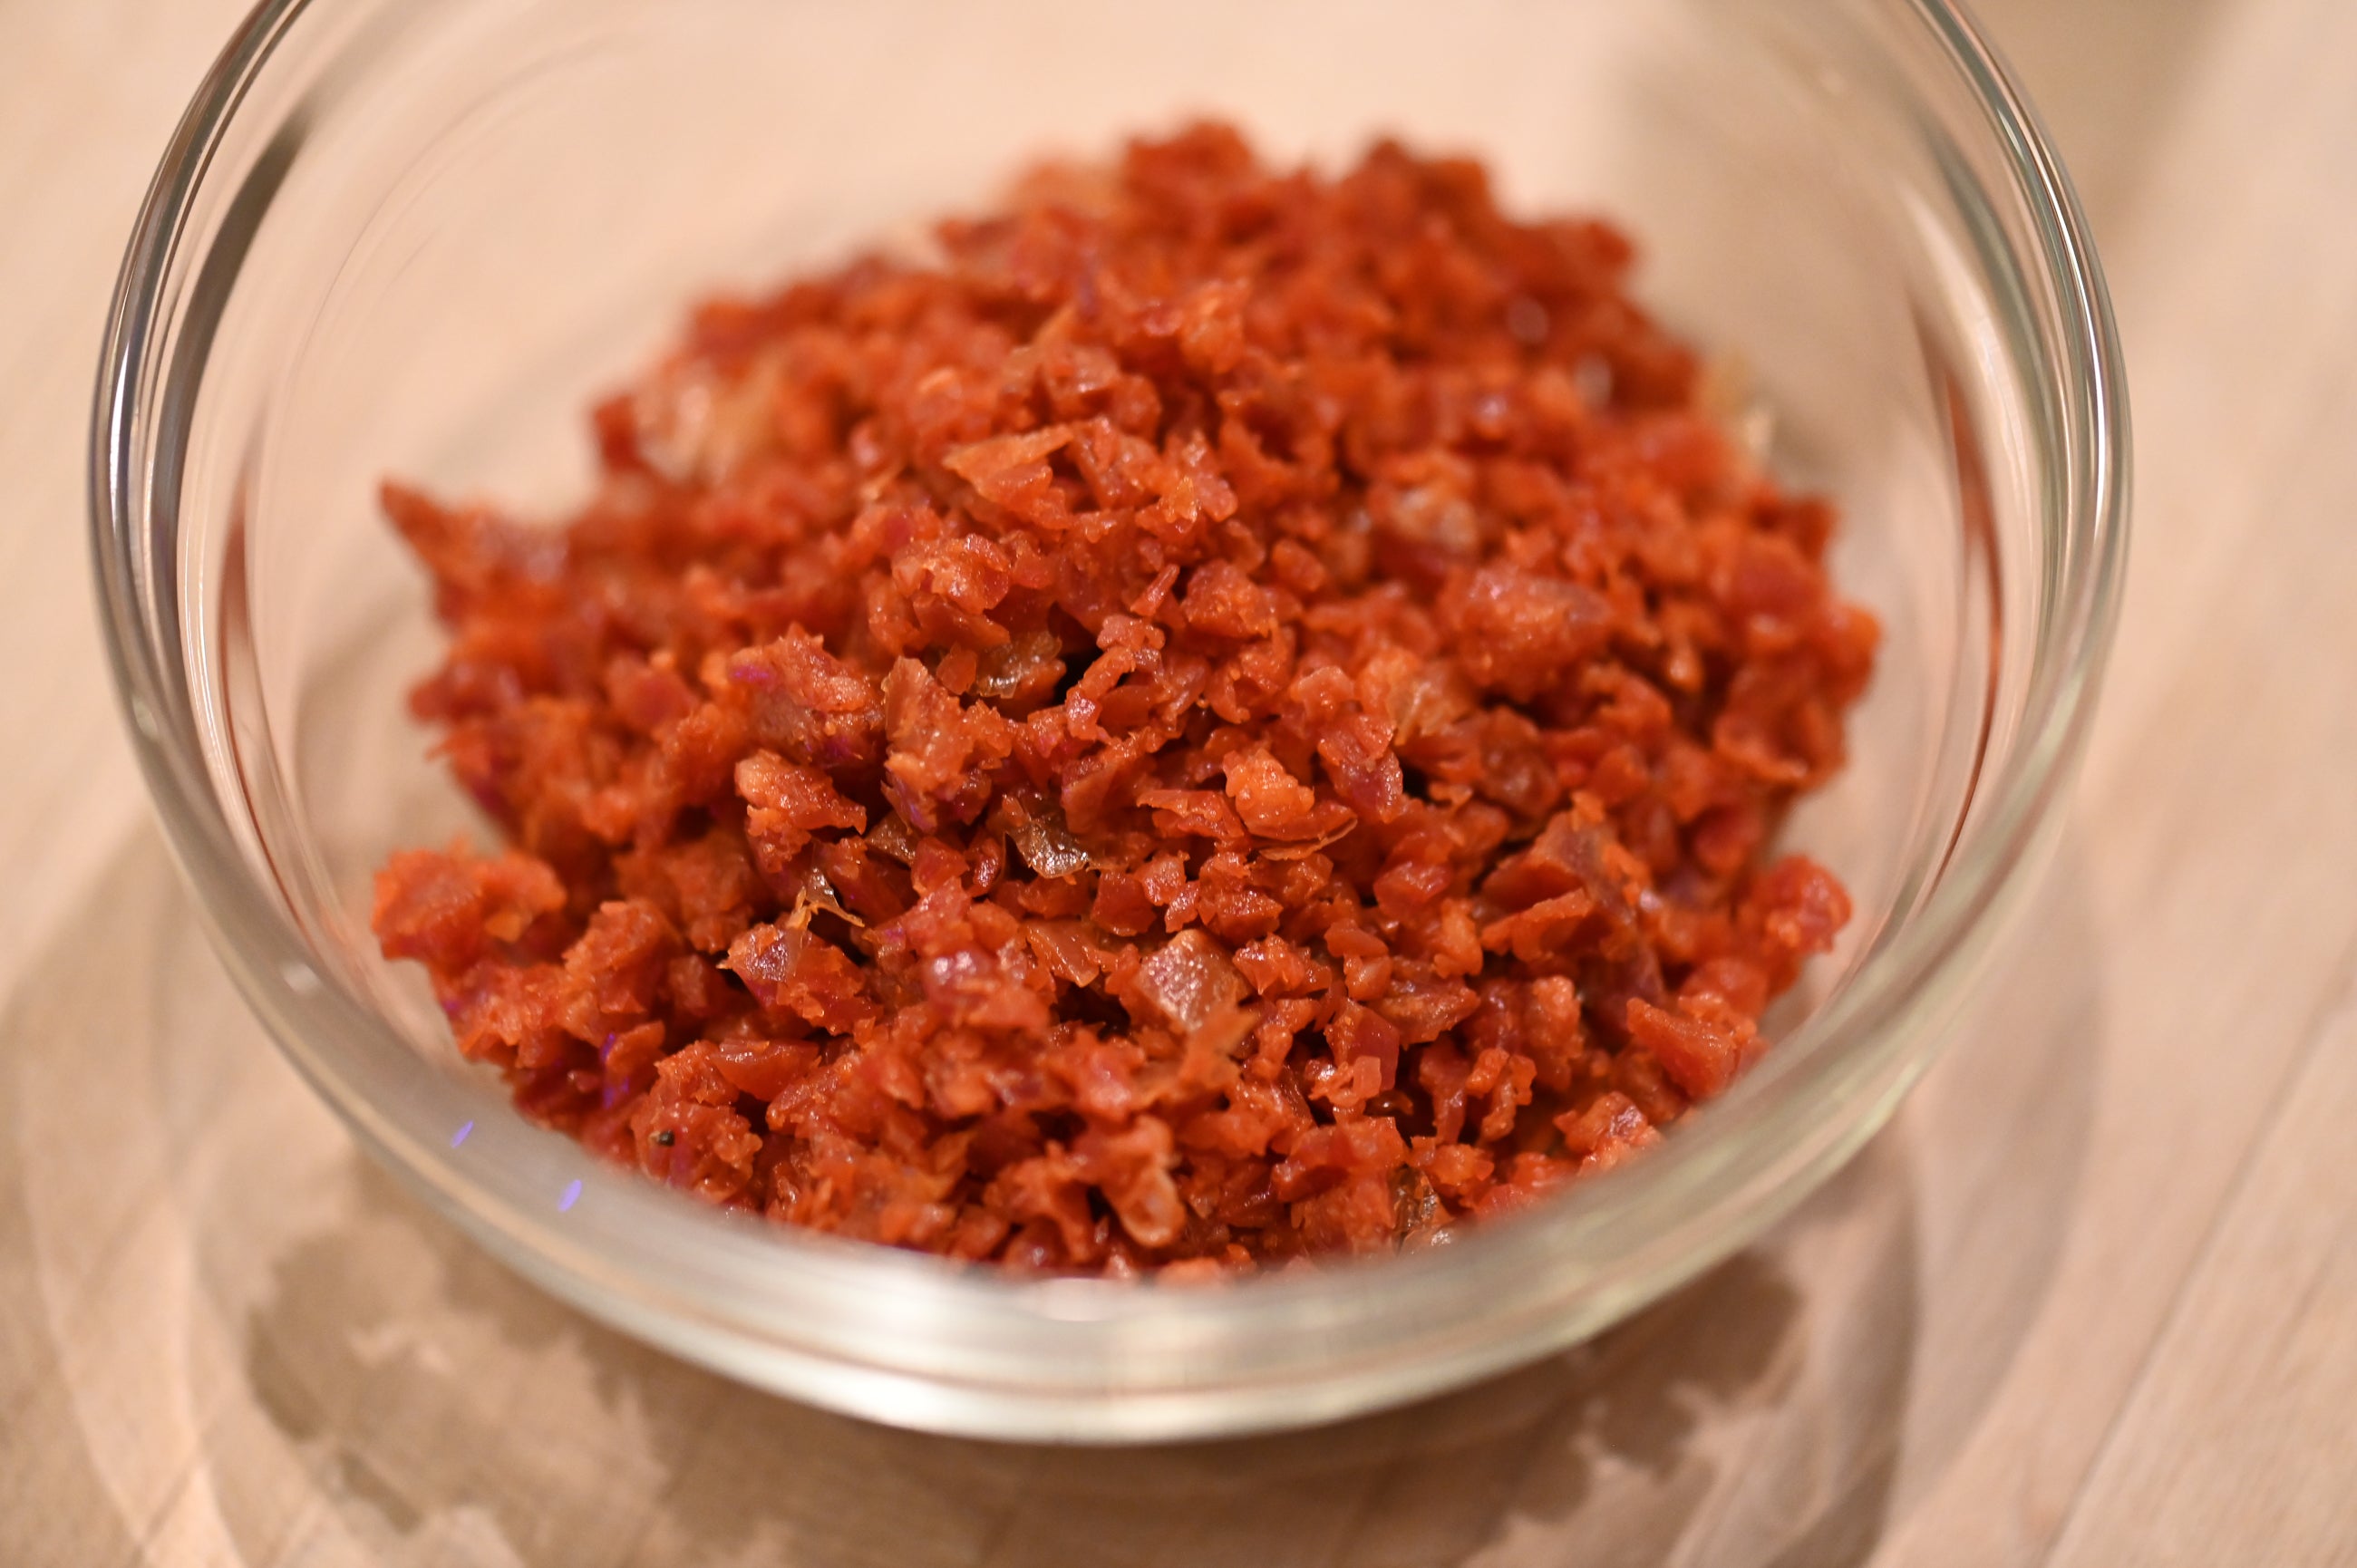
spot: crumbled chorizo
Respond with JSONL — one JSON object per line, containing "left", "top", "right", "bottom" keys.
{"left": 373, "top": 122, "right": 1873, "bottom": 1271}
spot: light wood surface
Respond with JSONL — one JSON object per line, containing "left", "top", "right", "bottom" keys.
{"left": 5, "top": 1, "right": 2355, "bottom": 1563}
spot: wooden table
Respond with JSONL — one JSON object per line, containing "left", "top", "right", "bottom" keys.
{"left": 5, "top": 1, "right": 2353, "bottom": 1563}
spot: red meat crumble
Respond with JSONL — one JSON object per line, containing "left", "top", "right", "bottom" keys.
{"left": 372, "top": 122, "right": 1877, "bottom": 1273}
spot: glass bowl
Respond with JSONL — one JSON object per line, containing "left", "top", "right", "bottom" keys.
{"left": 92, "top": 0, "right": 2127, "bottom": 1442}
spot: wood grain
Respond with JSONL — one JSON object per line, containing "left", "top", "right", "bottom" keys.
{"left": 2048, "top": 963, "right": 2357, "bottom": 1566}
{"left": 5, "top": 1, "right": 2355, "bottom": 1563}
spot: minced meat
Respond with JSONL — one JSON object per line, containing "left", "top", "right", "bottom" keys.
{"left": 372, "top": 121, "right": 1877, "bottom": 1274}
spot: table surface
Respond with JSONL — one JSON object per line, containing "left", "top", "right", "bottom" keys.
{"left": 5, "top": 2, "right": 2354, "bottom": 1563}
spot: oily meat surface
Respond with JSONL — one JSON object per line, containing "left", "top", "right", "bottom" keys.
{"left": 372, "top": 123, "right": 1877, "bottom": 1274}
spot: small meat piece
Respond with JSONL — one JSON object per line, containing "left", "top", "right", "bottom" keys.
{"left": 373, "top": 846, "right": 564, "bottom": 973}
{"left": 1223, "top": 745, "right": 1353, "bottom": 842}
{"left": 881, "top": 657, "right": 1015, "bottom": 832}
{"left": 726, "top": 923, "right": 877, "bottom": 1032}
{"left": 1445, "top": 566, "right": 1615, "bottom": 702}
{"left": 1123, "top": 928, "right": 1250, "bottom": 1035}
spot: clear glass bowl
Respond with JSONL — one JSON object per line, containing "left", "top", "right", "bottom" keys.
{"left": 92, "top": 0, "right": 2127, "bottom": 1441}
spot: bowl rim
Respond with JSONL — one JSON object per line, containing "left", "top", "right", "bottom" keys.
{"left": 89, "top": 0, "right": 2129, "bottom": 1440}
